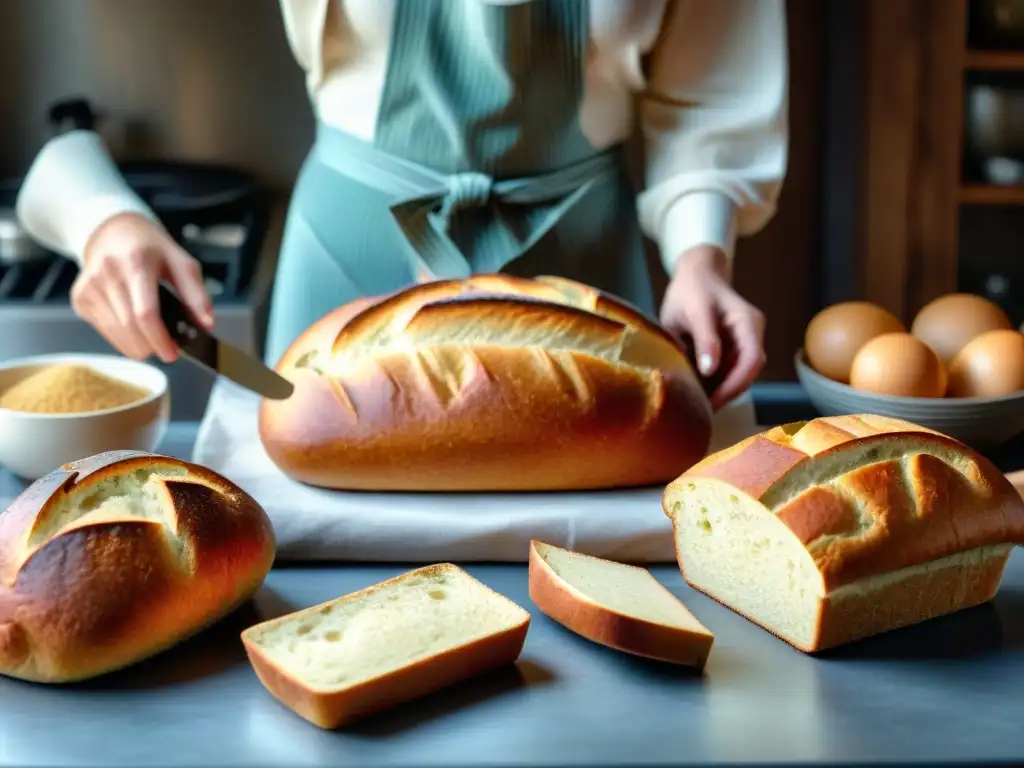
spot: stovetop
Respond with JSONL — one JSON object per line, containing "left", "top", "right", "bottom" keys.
{"left": 0, "top": 256, "right": 78, "bottom": 303}
{"left": 0, "top": 206, "right": 268, "bottom": 306}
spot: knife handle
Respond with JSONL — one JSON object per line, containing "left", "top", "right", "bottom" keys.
{"left": 158, "top": 284, "right": 218, "bottom": 364}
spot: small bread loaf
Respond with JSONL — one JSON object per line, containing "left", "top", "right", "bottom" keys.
{"left": 259, "top": 275, "right": 712, "bottom": 492}
{"left": 663, "top": 414, "right": 1024, "bottom": 652}
{"left": 528, "top": 541, "right": 714, "bottom": 668}
{"left": 241, "top": 564, "right": 531, "bottom": 729}
{"left": 0, "top": 451, "right": 276, "bottom": 683}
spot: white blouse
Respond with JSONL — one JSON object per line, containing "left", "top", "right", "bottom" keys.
{"left": 16, "top": 0, "right": 789, "bottom": 277}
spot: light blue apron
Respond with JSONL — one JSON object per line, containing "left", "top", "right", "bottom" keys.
{"left": 264, "top": 0, "right": 655, "bottom": 365}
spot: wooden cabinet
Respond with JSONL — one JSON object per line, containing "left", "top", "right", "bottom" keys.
{"left": 856, "top": 0, "right": 1024, "bottom": 325}
{"left": 729, "top": 0, "right": 826, "bottom": 381}
{"left": 858, "top": 0, "right": 966, "bottom": 322}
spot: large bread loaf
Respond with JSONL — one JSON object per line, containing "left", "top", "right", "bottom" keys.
{"left": 0, "top": 451, "right": 276, "bottom": 682}
{"left": 663, "top": 414, "right": 1024, "bottom": 652}
{"left": 260, "top": 275, "right": 712, "bottom": 492}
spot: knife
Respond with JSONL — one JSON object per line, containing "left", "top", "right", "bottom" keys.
{"left": 158, "top": 284, "right": 294, "bottom": 400}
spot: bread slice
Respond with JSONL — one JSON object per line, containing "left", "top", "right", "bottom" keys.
{"left": 241, "top": 564, "right": 531, "bottom": 729}
{"left": 528, "top": 541, "right": 714, "bottom": 669}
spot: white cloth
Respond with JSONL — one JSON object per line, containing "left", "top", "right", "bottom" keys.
{"left": 16, "top": 0, "right": 788, "bottom": 275}
{"left": 192, "top": 378, "right": 761, "bottom": 563}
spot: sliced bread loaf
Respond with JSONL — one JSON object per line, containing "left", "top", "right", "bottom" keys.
{"left": 241, "top": 563, "right": 531, "bottom": 729}
{"left": 528, "top": 541, "right": 714, "bottom": 669}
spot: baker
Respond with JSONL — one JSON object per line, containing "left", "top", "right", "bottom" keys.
{"left": 16, "top": 0, "right": 787, "bottom": 412}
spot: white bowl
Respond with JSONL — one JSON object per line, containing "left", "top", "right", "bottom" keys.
{"left": 0, "top": 353, "right": 170, "bottom": 481}
{"left": 795, "top": 349, "right": 1024, "bottom": 449}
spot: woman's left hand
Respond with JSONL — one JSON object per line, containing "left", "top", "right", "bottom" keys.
{"left": 659, "top": 245, "right": 766, "bottom": 410}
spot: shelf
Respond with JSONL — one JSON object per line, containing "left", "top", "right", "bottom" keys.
{"left": 959, "top": 184, "right": 1024, "bottom": 205}
{"left": 965, "top": 50, "right": 1024, "bottom": 70}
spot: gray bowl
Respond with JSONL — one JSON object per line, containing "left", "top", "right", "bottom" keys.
{"left": 794, "top": 349, "right": 1024, "bottom": 449}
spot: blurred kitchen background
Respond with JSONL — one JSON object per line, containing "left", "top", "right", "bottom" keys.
{"left": 1, "top": 0, "right": 1022, "bottom": 418}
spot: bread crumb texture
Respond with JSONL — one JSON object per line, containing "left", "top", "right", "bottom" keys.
{"left": 664, "top": 414, "right": 1024, "bottom": 652}
{"left": 0, "top": 365, "right": 150, "bottom": 414}
{"left": 530, "top": 541, "right": 713, "bottom": 667}
{"left": 23, "top": 463, "right": 189, "bottom": 567}
{"left": 534, "top": 542, "right": 708, "bottom": 633}
{"left": 245, "top": 564, "right": 529, "bottom": 692}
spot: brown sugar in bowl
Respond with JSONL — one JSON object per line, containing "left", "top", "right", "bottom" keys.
{"left": 0, "top": 354, "right": 170, "bottom": 480}
{"left": 0, "top": 364, "right": 151, "bottom": 414}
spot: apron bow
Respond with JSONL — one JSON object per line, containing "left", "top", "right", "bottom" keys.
{"left": 312, "top": 125, "right": 619, "bottom": 281}
{"left": 440, "top": 172, "right": 494, "bottom": 222}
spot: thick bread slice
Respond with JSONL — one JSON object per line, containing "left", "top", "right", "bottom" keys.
{"left": 259, "top": 274, "right": 711, "bottom": 492}
{"left": 241, "top": 564, "right": 531, "bottom": 729}
{"left": 528, "top": 541, "right": 714, "bottom": 669}
{"left": 0, "top": 450, "right": 275, "bottom": 683}
{"left": 663, "top": 414, "right": 1024, "bottom": 653}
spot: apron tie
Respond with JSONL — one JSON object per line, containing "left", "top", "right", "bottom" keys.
{"left": 312, "top": 123, "right": 619, "bottom": 281}
{"left": 441, "top": 172, "right": 494, "bottom": 223}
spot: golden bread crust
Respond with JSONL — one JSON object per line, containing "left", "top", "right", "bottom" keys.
{"left": 260, "top": 275, "right": 712, "bottom": 491}
{"left": 668, "top": 414, "right": 1024, "bottom": 590}
{"left": 663, "top": 414, "right": 1023, "bottom": 652}
{"left": 0, "top": 451, "right": 276, "bottom": 683}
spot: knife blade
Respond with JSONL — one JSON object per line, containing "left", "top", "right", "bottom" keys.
{"left": 158, "top": 284, "right": 294, "bottom": 400}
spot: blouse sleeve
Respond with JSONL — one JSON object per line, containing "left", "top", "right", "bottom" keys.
{"left": 15, "top": 131, "right": 161, "bottom": 265}
{"left": 16, "top": 0, "right": 329, "bottom": 266}
{"left": 277, "top": 0, "right": 330, "bottom": 91}
{"left": 636, "top": 0, "right": 789, "bottom": 278}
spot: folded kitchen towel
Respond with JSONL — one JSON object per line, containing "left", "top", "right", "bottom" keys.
{"left": 191, "top": 379, "right": 760, "bottom": 563}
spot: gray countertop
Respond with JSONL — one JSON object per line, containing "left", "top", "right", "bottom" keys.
{"left": 2, "top": 393, "right": 1024, "bottom": 766}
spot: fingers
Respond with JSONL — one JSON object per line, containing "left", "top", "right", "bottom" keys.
{"left": 165, "top": 249, "right": 214, "bottom": 329}
{"left": 71, "top": 238, "right": 208, "bottom": 362}
{"left": 71, "top": 278, "right": 145, "bottom": 360}
{"left": 660, "top": 271, "right": 768, "bottom": 409}
{"left": 661, "top": 290, "right": 721, "bottom": 378}
{"left": 709, "top": 306, "right": 767, "bottom": 410}
{"left": 72, "top": 216, "right": 211, "bottom": 361}
{"left": 687, "top": 305, "right": 723, "bottom": 379}
{"left": 105, "top": 278, "right": 157, "bottom": 361}
{"left": 125, "top": 253, "right": 179, "bottom": 363}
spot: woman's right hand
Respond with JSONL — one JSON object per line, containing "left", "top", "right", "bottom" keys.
{"left": 71, "top": 213, "right": 214, "bottom": 363}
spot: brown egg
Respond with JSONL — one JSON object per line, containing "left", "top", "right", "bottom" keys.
{"left": 947, "top": 329, "right": 1024, "bottom": 398}
{"left": 910, "top": 293, "right": 1012, "bottom": 364}
{"left": 804, "top": 302, "right": 905, "bottom": 383}
{"left": 849, "top": 333, "right": 947, "bottom": 398}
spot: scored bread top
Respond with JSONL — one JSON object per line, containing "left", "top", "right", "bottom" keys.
{"left": 276, "top": 274, "right": 697, "bottom": 380}
{"left": 0, "top": 450, "right": 275, "bottom": 585}
{"left": 665, "top": 414, "right": 1024, "bottom": 590}
{"left": 260, "top": 274, "right": 712, "bottom": 492}
{"left": 0, "top": 450, "right": 276, "bottom": 681}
